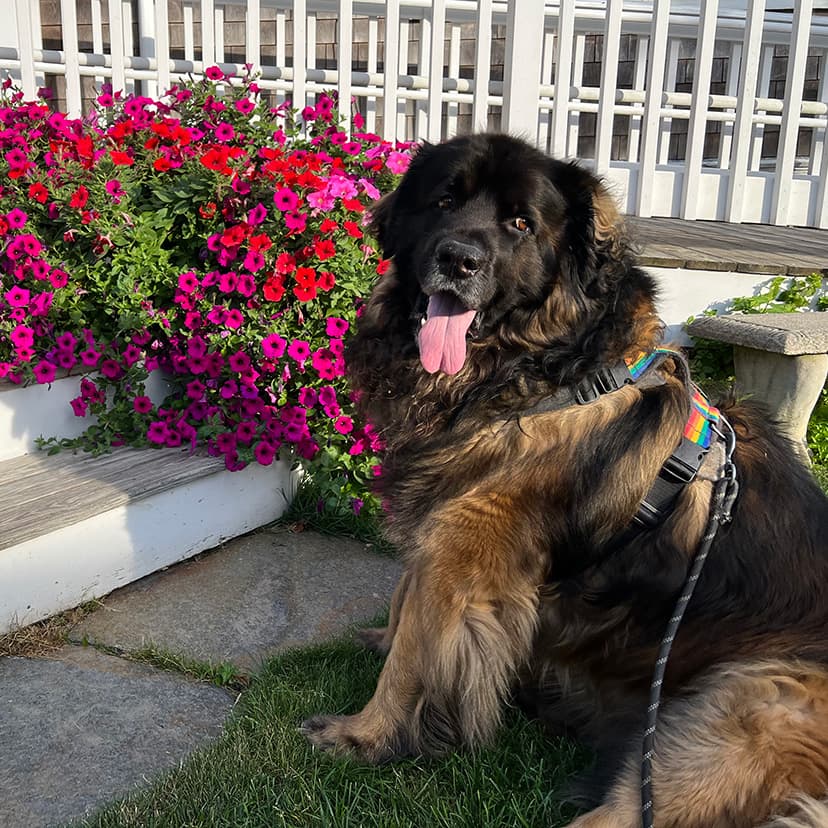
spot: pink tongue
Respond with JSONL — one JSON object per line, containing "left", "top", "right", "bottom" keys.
{"left": 417, "top": 293, "right": 477, "bottom": 375}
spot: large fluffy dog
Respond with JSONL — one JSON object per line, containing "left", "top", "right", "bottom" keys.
{"left": 302, "top": 134, "right": 828, "bottom": 827}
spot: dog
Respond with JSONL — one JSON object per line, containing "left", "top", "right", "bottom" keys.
{"left": 301, "top": 134, "right": 828, "bottom": 827}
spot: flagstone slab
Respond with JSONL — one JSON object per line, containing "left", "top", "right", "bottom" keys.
{"left": 0, "top": 646, "right": 233, "bottom": 828}
{"left": 69, "top": 528, "right": 402, "bottom": 672}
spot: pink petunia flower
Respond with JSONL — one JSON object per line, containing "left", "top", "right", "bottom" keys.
{"left": 273, "top": 187, "right": 299, "bottom": 212}
{"left": 133, "top": 396, "right": 153, "bottom": 414}
{"left": 325, "top": 317, "right": 349, "bottom": 337}
{"left": 33, "top": 360, "right": 57, "bottom": 384}
{"left": 5, "top": 286, "right": 30, "bottom": 308}
{"left": 262, "top": 333, "right": 286, "bottom": 359}
{"left": 287, "top": 339, "right": 310, "bottom": 363}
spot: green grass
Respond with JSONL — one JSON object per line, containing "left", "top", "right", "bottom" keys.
{"left": 74, "top": 633, "right": 587, "bottom": 828}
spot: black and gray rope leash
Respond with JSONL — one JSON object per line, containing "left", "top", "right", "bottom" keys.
{"left": 640, "top": 413, "right": 739, "bottom": 828}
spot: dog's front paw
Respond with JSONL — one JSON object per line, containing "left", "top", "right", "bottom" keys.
{"left": 300, "top": 714, "right": 399, "bottom": 763}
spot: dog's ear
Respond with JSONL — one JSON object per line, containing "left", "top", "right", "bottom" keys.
{"left": 367, "top": 191, "right": 399, "bottom": 258}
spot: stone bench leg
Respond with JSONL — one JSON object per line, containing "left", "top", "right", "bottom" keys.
{"left": 733, "top": 347, "right": 828, "bottom": 466}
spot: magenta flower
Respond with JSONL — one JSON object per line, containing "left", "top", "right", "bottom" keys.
{"left": 225, "top": 308, "right": 244, "bottom": 329}
{"left": 216, "top": 432, "right": 237, "bottom": 453}
{"left": 146, "top": 421, "right": 168, "bottom": 444}
{"left": 33, "top": 360, "right": 57, "bottom": 384}
{"left": 31, "top": 259, "right": 50, "bottom": 280}
{"left": 80, "top": 348, "right": 101, "bottom": 367}
{"left": 49, "top": 269, "right": 69, "bottom": 289}
{"left": 133, "top": 396, "right": 153, "bottom": 414}
{"left": 56, "top": 332, "right": 77, "bottom": 351}
{"left": 100, "top": 359, "right": 123, "bottom": 379}
{"left": 274, "top": 187, "right": 299, "bottom": 212}
{"left": 333, "top": 415, "right": 354, "bottom": 435}
{"left": 205, "top": 65, "right": 225, "bottom": 80}
{"left": 105, "top": 180, "right": 125, "bottom": 202}
{"left": 7, "top": 208, "right": 27, "bottom": 229}
{"left": 215, "top": 122, "right": 235, "bottom": 142}
{"left": 287, "top": 339, "right": 310, "bottom": 363}
{"left": 318, "top": 386, "right": 337, "bottom": 407}
{"left": 122, "top": 344, "right": 141, "bottom": 366}
{"left": 243, "top": 250, "right": 264, "bottom": 272}
{"left": 285, "top": 211, "right": 307, "bottom": 233}
{"left": 19, "top": 234, "right": 43, "bottom": 257}
{"left": 236, "top": 421, "right": 257, "bottom": 444}
{"left": 178, "top": 271, "right": 199, "bottom": 293}
{"left": 248, "top": 203, "right": 267, "bottom": 225}
{"left": 228, "top": 351, "right": 251, "bottom": 373}
{"left": 236, "top": 273, "right": 256, "bottom": 297}
{"left": 262, "top": 333, "right": 286, "bottom": 359}
{"left": 298, "top": 387, "right": 317, "bottom": 408}
{"left": 185, "top": 379, "right": 204, "bottom": 400}
{"left": 70, "top": 397, "right": 88, "bottom": 417}
{"left": 10, "top": 325, "right": 34, "bottom": 348}
{"left": 5, "top": 286, "right": 30, "bottom": 308}
{"left": 55, "top": 351, "right": 77, "bottom": 370}
{"left": 220, "top": 379, "right": 238, "bottom": 399}
{"left": 254, "top": 441, "right": 276, "bottom": 465}
{"left": 325, "top": 317, "right": 349, "bottom": 337}
{"left": 187, "top": 354, "right": 208, "bottom": 373}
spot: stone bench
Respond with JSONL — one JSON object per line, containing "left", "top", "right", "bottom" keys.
{"left": 686, "top": 312, "right": 828, "bottom": 465}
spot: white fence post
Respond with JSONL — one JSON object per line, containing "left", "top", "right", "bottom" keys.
{"left": 337, "top": 0, "right": 353, "bottom": 132}
{"left": 636, "top": 0, "right": 671, "bottom": 217}
{"left": 594, "top": 0, "right": 624, "bottom": 175}
{"left": 726, "top": 0, "right": 766, "bottom": 223}
{"left": 472, "top": 0, "right": 493, "bottom": 132}
{"left": 12, "top": 0, "right": 36, "bottom": 100}
{"left": 426, "top": 0, "right": 446, "bottom": 143}
{"left": 681, "top": 0, "right": 719, "bottom": 220}
{"left": 246, "top": 0, "right": 261, "bottom": 76}
{"left": 550, "top": 0, "right": 575, "bottom": 158}
{"left": 59, "top": 0, "right": 82, "bottom": 115}
{"left": 502, "top": 0, "right": 545, "bottom": 140}
{"left": 771, "top": 0, "right": 814, "bottom": 226}
{"left": 382, "top": 2, "right": 400, "bottom": 142}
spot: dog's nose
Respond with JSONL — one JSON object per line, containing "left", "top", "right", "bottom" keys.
{"left": 435, "top": 239, "right": 484, "bottom": 279}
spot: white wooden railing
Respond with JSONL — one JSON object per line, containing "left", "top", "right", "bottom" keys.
{"left": 1, "top": 1, "right": 827, "bottom": 228}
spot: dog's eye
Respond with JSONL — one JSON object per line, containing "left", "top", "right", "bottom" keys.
{"left": 512, "top": 217, "right": 531, "bottom": 233}
{"left": 437, "top": 195, "right": 454, "bottom": 210}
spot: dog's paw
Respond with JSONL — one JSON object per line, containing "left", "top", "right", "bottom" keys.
{"left": 300, "top": 714, "right": 397, "bottom": 763}
{"left": 355, "top": 626, "right": 391, "bottom": 656}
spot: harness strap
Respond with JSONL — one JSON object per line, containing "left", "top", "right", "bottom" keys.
{"left": 518, "top": 347, "right": 723, "bottom": 535}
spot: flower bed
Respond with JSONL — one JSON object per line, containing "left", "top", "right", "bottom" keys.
{"left": 0, "top": 69, "right": 412, "bottom": 513}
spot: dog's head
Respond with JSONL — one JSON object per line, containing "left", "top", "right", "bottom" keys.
{"left": 369, "top": 134, "right": 630, "bottom": 376}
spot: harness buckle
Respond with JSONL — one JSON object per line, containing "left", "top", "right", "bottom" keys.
{"left": 575, "top": 362, "right": 634, "bottom": 405}
{"left": 661, "top": 438, "right": 705, "bottom": 484}
{"left": 595, "top": 362, "right": 635, "bottom": 394}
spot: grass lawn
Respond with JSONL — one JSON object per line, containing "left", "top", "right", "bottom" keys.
{"left": 75, "top": 632, "right": 586, "bottom": 828}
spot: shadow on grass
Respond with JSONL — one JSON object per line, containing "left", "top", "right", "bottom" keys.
{"left": 75, "top": 629, "right": 588, "bottom": 828}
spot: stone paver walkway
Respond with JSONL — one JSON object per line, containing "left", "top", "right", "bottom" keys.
{"left": 0, "top": 527, "right": 402, "bottom": 828}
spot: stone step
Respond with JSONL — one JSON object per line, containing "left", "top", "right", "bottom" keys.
{"left": 0, "top": 446, "right": 298, "bottom": 634}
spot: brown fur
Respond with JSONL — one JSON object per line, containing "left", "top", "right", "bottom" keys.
{"left": 300, "top": 134, "right": 828, "bottom": 826}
